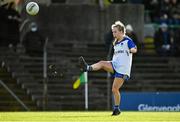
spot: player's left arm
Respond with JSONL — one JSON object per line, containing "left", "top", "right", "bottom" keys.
{"left": 130, "top": 47, "right": 137, "bottom": 53}
{"left": 128, "top": 40, "right": 137, "bottom": 54}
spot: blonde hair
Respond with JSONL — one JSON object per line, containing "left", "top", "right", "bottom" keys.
{"left": 111, "top": 21, "right": 126, "bottom": 34}
{"left": 111, "top": 21, "right": 126, "bottom": 45}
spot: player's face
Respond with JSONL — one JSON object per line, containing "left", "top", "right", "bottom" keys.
{"left": 112, "top": 27, "right": 123, "bottom": 40}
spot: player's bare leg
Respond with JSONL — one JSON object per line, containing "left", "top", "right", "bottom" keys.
{"left": 91, "top": 61, "right": 113, "bottom": 72}
{"left": 112, "top": 77, "right": 124, "bottom": 115}
{"left": 79, "top": 56, "right": 113, "bottom": 72}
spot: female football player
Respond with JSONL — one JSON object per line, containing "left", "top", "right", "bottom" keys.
{"left": 79, "top": 21, "right": 137, "bottom": 116}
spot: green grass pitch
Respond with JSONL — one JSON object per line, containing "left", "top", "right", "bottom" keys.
{"left": 0, "top": 111, "right": 180, "bottom": 122}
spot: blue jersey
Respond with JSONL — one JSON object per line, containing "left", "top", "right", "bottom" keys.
{"left": 111, "top": 36, "right": 136, "bottom": 77}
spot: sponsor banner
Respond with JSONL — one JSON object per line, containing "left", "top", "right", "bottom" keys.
{"left": 120, "top": 92, "right": 180, "bottom": 111}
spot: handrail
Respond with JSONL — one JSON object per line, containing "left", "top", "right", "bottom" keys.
{"left": 43, "top": 37, "right": 49, "bottom": 110}
{"left": 0, "top": 80, "right": 30, "bottom": 111}
{"left": 106, "top": 44, "right": 113, "bottom": 110}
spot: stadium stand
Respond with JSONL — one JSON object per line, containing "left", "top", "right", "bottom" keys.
{"left": 0, "top": 48, "right": 37, "bottom": 111}
{"left": 1, "top": 37, "right": 180, "bottom": 111}
{"left": 1, "top": 1, "right": 180, "bottom": 111}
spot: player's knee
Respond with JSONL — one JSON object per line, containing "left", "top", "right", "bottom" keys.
{"left": 112, "top": 87, "right": 119, "bottom": 94}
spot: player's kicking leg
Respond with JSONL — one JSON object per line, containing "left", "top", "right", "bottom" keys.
{"left": 78, "top": 56, "right": 113, "bottom": 73}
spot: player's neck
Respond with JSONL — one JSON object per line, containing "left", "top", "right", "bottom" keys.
{"left": 117, "top": 36, "right": 124, "bottom": 42}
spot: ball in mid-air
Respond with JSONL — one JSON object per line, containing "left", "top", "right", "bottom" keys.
{"left": 26, "top": 2, "right": 39, "bottom": 16}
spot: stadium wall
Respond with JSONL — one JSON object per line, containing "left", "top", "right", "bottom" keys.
{"left": 25, "top": 4, "right": 144, "bottom": 45}
{"left": 120, "top": 92, "right": 180, "bottom": 111}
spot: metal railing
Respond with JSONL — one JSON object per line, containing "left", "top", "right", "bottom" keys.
{"left": 0, "top": 80, "right": 29, "bottom": 111}
{"left": 43, "top": 37, "right": 49, "bottom": 110}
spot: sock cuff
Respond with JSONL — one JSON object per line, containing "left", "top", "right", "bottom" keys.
{"left": 114, "top": 105, "right": 120, "bottom": 109}
{"left": 87, "top": 66, "right": 93, "bottom": 71}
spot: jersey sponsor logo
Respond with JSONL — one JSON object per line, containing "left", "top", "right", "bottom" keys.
{"left": 114, "top": 50, "right": 124, "bottom": 55}
{"left": 114, "top": 50, "right": 130, "bottom": 57}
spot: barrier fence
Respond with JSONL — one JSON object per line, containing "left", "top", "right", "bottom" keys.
{"left": 120, "top": 92, "right": 180, "bottom": 111}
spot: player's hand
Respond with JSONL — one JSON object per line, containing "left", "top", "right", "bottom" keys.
{"left": 130, "top": 48, "right": 137, "bottom": 53}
